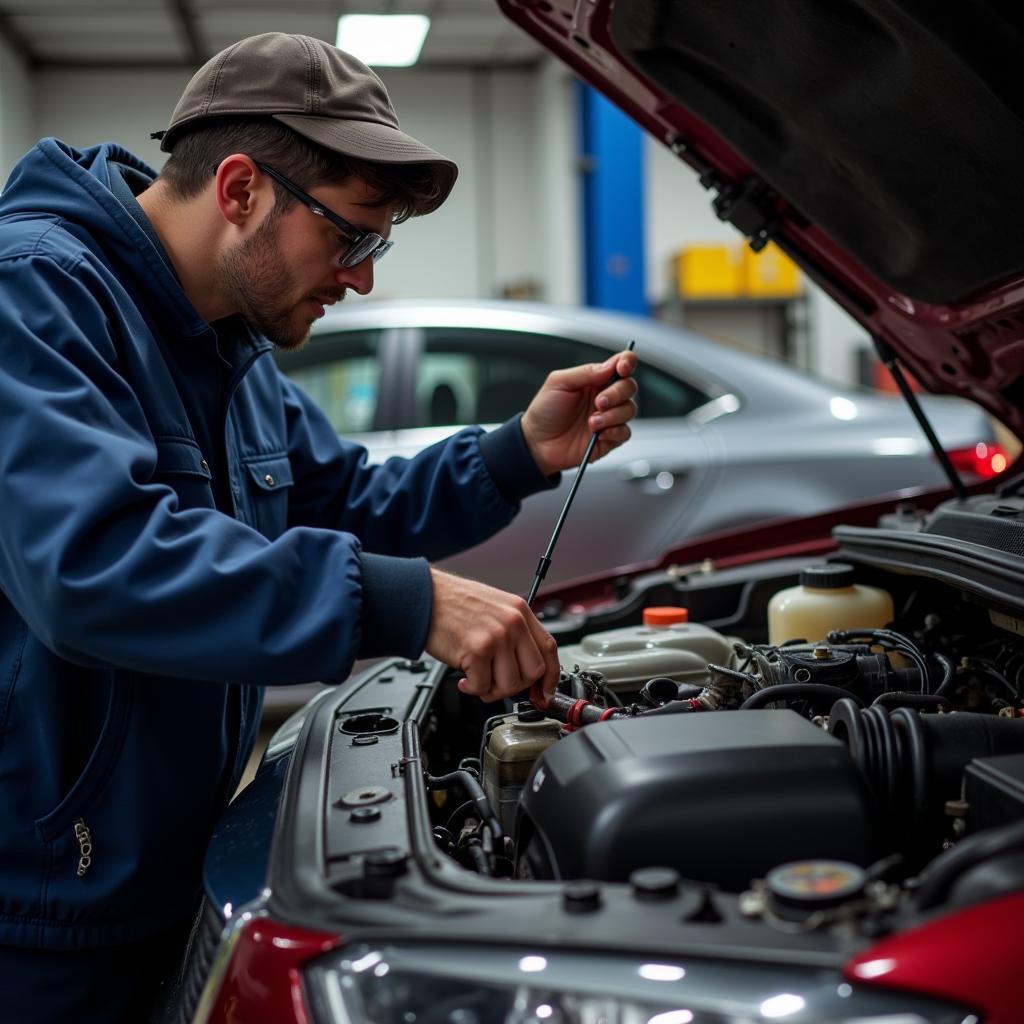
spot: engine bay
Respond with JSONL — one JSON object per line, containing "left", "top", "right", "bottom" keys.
{"left": 403, "top": 489, "right": 1024, "bottom": 941}
{"left": 228, "top": 485, "right": 1024, "bottom": 1014}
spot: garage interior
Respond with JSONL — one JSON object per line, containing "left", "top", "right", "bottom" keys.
{"left": 0, "top": 0, "right": 872, "bottom": 383}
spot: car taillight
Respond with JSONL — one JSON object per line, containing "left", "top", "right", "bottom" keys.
{"left": 945, "top": 442, "right": 1009, "bottom": 479}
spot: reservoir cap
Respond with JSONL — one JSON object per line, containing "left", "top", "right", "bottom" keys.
{"left": 643, "top": 606, "right": 689, "bottom": 626}
{"left": 799, "top": 563, "right": 855, "bottom": 589}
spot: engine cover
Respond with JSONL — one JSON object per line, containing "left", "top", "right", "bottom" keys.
{"left": 517, "top": 710, "right": 877, "bottom": 890}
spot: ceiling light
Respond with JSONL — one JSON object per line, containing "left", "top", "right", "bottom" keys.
{"left": 336, "top": 14, "right": 430, "bottom": 67}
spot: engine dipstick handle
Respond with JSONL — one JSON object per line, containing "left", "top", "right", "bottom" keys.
{"left": 525, "top": 340, "right": 636, "bottom": 608}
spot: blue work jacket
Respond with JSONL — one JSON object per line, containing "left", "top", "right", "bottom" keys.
{"left": 0, "top": 139, "right": 552, "bottom": 949}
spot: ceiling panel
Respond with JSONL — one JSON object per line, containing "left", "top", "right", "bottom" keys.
{"left": 199, "top": 12, "right": 338, "bottom": 51}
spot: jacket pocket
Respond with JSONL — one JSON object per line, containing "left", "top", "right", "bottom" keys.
{"left": 243, "top": 453, "right": 294, "bottom": 540}
{"left": 152, "top": 436, "right": 215, "bottom": 512}
{"left": 34, "top": 683, "right": 131, "bottom": 843}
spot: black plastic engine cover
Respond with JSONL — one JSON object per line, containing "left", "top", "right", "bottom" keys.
{"left": 517, "top": 710, "right": 877, "bottom": 891}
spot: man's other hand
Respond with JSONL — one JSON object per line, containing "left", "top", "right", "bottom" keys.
{"left": 425, "top": 568, "right": 560, "bottom": 703}
{"left": 520, "top": 348, "right": 638, "bottom": 477}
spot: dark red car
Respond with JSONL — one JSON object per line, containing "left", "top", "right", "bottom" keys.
{"left": 164, "top": 4, "right": 1024, "bottom": 1023}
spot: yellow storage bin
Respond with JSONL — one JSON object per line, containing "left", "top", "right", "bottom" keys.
{"left": 741, "top": 241, "right": 802, "bottom": 297}
{"left": 672, "top": 244, "right": 743, "bottom": 299}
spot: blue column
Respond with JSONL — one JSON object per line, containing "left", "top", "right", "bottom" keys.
{"left": 579, "top": 83, "right": 648, "bottom": 315}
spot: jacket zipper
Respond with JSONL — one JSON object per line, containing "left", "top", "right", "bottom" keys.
{"left": 74, "top": 818, "right": 93, "bottom": 877}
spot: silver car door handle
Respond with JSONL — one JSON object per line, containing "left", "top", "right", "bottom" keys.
{"left": 621, "top": 460, "right": 686, "bottom": 491}
{"left": 622, "top": 460, "right": 653, "bottom": 480}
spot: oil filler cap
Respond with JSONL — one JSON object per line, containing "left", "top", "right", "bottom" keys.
{"left": 766, "top": 860, "right": 866, "bottom": 920}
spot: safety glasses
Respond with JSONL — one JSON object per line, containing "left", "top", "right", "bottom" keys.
{"left": 255, "top": 161, "right": 394, "bottom": 268}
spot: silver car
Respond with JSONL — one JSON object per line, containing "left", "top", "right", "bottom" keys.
{"left": 276, "top": 298, "right": 998, "bottom": 596}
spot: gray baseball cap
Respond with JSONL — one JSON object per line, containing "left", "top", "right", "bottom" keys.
{"left": 156, "top": 32, "right": 457, "bottom": 212}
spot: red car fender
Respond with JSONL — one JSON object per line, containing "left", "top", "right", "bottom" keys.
{"left": 845, "top": 892, "right": 1024, "bottom": 1022}
{"left": 204, "top": 915, "right": 341, "bottom": 1024}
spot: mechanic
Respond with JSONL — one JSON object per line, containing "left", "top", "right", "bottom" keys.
{"left": 0, "top": 32, "right": 637, "bottom": 1023}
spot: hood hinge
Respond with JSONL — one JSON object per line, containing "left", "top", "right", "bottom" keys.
{"left": 713, "top": 176, "right": 778, "bottom": 251}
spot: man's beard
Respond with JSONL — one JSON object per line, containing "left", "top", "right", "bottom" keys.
{"left": 217, "top": 209, "right": 340, "bottom": 351}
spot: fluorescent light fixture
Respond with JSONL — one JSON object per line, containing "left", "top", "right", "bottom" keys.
{"left": 336, "top": 14, "right": 430, "bottom": 67}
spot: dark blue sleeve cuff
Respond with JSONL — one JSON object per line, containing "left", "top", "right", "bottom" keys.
{"left": 477, "top": 415, "right": 561, "bottom": 505}
{"left": 358, "top": 552, "right": 433, "bottom": 659}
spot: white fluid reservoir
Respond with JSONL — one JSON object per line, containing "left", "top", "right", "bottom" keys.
{"left": 767, "top": 563, "right": 894, "bottom": 646}
{"left": 557, "top": 606, "right": 737, "bottom": 692}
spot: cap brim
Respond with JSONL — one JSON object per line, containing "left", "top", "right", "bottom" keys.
{"left": 273, "top": 113, "right": 457, "bottom": 213}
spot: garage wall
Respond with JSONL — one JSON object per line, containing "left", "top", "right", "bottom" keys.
{"left": 0, "top": 34, "right": 33, "bottom": 184}
{"left": 33, "top": 67, "right": 191, "bottom": 170}
{"left": 28, "top": 64, "right": 568, "bottom": 306}
{"left": 532, "top": 58, "right": 582, "bottom": 306}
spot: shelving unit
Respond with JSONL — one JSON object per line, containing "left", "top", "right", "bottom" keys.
{"left": 655, "top": 293, "right": 811, "bottom": 367}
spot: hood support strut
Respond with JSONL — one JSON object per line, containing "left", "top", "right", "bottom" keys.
{"left": 874, "top": 336, "right": 967, "bottom": 502}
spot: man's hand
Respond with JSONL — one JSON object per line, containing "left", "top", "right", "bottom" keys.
{"left": 520, "top": 349, "right": 638, "bottom": 477}
{"left": 425, "top": 568, "right": 560, "bottom": 703}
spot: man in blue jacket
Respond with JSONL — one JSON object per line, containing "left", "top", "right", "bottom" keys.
{"left": 0, "top": 32, "right": 637, "bottom": 1022}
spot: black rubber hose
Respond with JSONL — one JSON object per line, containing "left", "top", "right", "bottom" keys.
{"left": 676, "top": 681, "right": 704, "bottom": 701}
{"left": 966, "top": 659, "right": 1020, "bottom": 701}
{"left": 864, "top": 706, "right": 898, "bottom": 819}
{"left": 871, "top": 692, "right": 954, "bottom": 712}
{"left": 641, "top": 677, "right": 682, "bottom": 707}
{"left": 891, "top": 707, "right": 930, "bottom": 852}
{"left": 739, "top": 683, "right": 865, "bottom": 711}
{"left": 462, "top": 837, "right": 492, "bottom": 877}
{"left": 828, "top": 629, "right": 930, "bottom": 692}
{"left": 915, "top": 819, "right": 1024, "bottom": 910}
{"left": 425, "top": 769, "right": 504, "bottom": 844}
{"left": 638, "top": 699, "right": 699, "bottom": 717}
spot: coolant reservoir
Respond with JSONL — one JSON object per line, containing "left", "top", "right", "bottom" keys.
{"left": 767, "top": 563, "right": 893, "bottom": 645}
{"left": 484, "top": 713, "right": 562, "bottom": 837}
{"left": 556, "top": 606, "right": 737, "bottom": 692}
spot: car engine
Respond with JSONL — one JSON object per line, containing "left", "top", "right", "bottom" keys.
{"left": 412, "top": 488, "right": 1024, "bottom": 930}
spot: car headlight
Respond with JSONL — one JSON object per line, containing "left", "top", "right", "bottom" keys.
{"left": 302, "top": 944, "right": 975, "bottom": 1024}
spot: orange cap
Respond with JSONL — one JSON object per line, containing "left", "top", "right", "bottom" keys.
{"left": 643, "top": 606, "right": 689, "bottom": 626}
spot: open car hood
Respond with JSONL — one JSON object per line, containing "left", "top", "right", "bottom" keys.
{"left": 497, "top": 0, "right": 1024, "bottom": 441}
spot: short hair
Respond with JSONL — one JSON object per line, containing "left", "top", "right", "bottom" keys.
{"left": 157, "top": 116, "right": 442, "bottom": 223}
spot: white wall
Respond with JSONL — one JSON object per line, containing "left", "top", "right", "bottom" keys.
{"left": 534, "top": 57, "right": 582, "bottom": 306}
{"left": 0, "top": 34, "right": 34, "bottom": 184}
{"left": 33, "top": 68, "right": 190, "bottom": 171}
{"left": 28, "top": 64, "right": 564, "bottom": 306}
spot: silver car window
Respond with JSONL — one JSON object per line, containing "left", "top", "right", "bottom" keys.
{"left": 418, "top": 328, "right": 709, "bottom": 426}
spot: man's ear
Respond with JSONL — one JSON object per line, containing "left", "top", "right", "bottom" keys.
{"left": 213, "top": 154, "right": 268, "bottom": 227}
